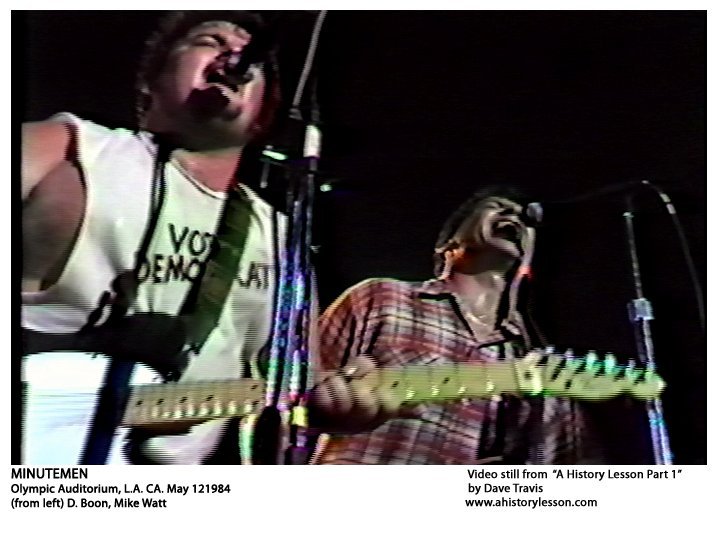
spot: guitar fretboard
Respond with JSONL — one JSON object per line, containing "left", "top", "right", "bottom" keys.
{"left": 120, "top": 353, "right": 664, "bottom": 427}
{"left": 122, "top": 379, "right": 264, "bottom": 427}
{"left": 321, "top": 355, "right": 663, "bottom": 404}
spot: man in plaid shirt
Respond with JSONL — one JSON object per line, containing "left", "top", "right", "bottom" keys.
{"left": 309, "top": 187, "right": 606, "bottom": 464}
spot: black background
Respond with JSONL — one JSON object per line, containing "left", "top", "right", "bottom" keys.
{"left": 19, "top": 11, "right": 706, "bottom": 463}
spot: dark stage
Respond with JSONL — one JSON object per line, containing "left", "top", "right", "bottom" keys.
{"left": 19, "top": 11, "right": 706, "bottom": 464}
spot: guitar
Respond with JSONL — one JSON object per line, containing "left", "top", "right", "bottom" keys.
{"left": 22, "top": 349, "right": 664, "bottom": 464}
{"left": 21, "top": 352, "right": 265, "bottom": 465}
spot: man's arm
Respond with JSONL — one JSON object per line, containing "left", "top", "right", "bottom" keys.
{"left": 309, "top": 282, "right": 402, "bottom": 433}
{"left": 22, "top": 119, "right": 83, "bottom": 290}
{"left": 22, "top": 120, "right": 73, "bottom": 200}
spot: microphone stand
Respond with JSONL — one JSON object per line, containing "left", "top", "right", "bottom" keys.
{"left": 622, "top": 195, "right": 673, "bottom": 464}
{"left": 253, "top": 11, "right": 327, "bottom": 464}
{"left": 283, "top": 108, "right": 320, "bottom": 465}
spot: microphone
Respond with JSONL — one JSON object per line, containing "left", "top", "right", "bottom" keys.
{"left": 523, "top": 201, "right": 544, "bottom": 227}
{"left": 522, "top": 180, "right": 648, "bottom": 227}
{"left": 222, "top": 33, "right": 272, "bottom": 86}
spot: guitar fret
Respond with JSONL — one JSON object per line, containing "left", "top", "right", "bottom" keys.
{"left": 119, "top": 350, "right": 665, "bottom": 429}
{"left": 198, "top": 402, "right": 209, "bottom": 417}
{"left": 122, "top": 379, "right": 264, "bottom": 427}
{"left": 227, "top": 400, "right": 238, "bottom": 416}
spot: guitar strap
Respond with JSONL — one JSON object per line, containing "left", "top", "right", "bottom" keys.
{"left": 476, "top": 337, "right": 534, "bottom": 465}
{"left": 178, "top": 182, "right": 253, "bottom": 352}
{"left": 122, "top": 180, "right": 253, "bottom": 465}
{"left": 126, "top": 182, "right": 255, "bottom": 464}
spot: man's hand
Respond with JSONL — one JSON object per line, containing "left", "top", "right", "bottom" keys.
{"left": 308, "top": 355, "right": 404, "bottom": 434}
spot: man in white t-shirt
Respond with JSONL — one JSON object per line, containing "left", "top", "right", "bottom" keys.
{"left": 22, "top": 11, "right": 285, "bottom": 464}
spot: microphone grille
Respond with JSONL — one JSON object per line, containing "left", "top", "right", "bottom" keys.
{"left": 525, "top": 202, "right": 543, "bottom": 226}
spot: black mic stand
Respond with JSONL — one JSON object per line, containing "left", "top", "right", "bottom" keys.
{"left": 623, "top": 195, "right": 673, "bottom": 464}
{"left": 252, "top": 11, "right": 327, "bottom": 465}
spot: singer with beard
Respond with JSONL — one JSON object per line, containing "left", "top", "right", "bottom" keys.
{"left": 22, "top": 11, "right": 284, "bottom": 464}
{"left": 309, "top": 186, "right": 608, "bottom": 465}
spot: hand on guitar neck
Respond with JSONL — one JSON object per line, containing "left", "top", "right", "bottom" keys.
{"left": 308, "top": 355, "right": 406, "bottom": 434}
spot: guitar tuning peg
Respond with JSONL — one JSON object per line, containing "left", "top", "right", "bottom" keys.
{"left": 626, "top": 358, "right": 637, "bottom": 374}
{"left": 603, "top": 353, "right": 617, "bottom": 372}
{"left": 562, "top": 349, "right": 583, "bottom": 373}
{"left": 583, "top": 351, "right": 600, "bottom": 374}
{"left": 640, "top": 366, "right": 656, "bottom": 383}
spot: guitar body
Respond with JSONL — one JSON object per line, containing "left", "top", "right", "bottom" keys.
{"left": 22, "top": 352, "right": 158, "bottom": 465}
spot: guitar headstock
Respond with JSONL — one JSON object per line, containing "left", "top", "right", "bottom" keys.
{"left": 514, "top": 348, "right": 665, "bottom": 401}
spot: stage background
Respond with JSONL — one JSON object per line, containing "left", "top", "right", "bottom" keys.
{"left": 18, "top": 10, "right": 706, "bottom": 464}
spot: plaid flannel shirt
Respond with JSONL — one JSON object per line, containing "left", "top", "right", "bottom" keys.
{"left": 314, "top": 277, "right": 603, "bottom": 465}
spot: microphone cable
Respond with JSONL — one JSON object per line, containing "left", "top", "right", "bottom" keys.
{"left": 290, "top": 10, "right": 328, "bottom": 118}
{"left": 635, "top": 180, "right": 706, "bottom": 332}
{"left": 531, "top": 179, "right": 705, "bottom": 333}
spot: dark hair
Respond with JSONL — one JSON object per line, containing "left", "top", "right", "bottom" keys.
{"left": 135, "top": 10, "right": 281, "bottom": 136}
{"left": 433, "top": 185, "right": 530, "bottom": 276}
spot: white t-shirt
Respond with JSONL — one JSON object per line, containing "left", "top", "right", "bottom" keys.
{"left": 22, "top": 114, "right": 283, "bottom": 464}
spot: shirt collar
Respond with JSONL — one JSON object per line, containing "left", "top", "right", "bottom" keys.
{"left": 415, "top": 278, "right": 526, "bottom": 339}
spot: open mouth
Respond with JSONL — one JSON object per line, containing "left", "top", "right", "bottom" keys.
{"left": 491, "top": 220, "right": 522, "bottom": 243}
{"left": 206, "top": 70, "right": 240, "bottom": 93}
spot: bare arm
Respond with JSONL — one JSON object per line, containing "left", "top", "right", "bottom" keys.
{"left": 22, "top": 119, "right": 83, "bottom": 290}
{"left": 22, "top": 120, "right": 73, "bottom": 201}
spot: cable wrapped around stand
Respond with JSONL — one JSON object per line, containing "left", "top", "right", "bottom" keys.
{"left": 248, "top": 11, "right": 328, "bottom": 465}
